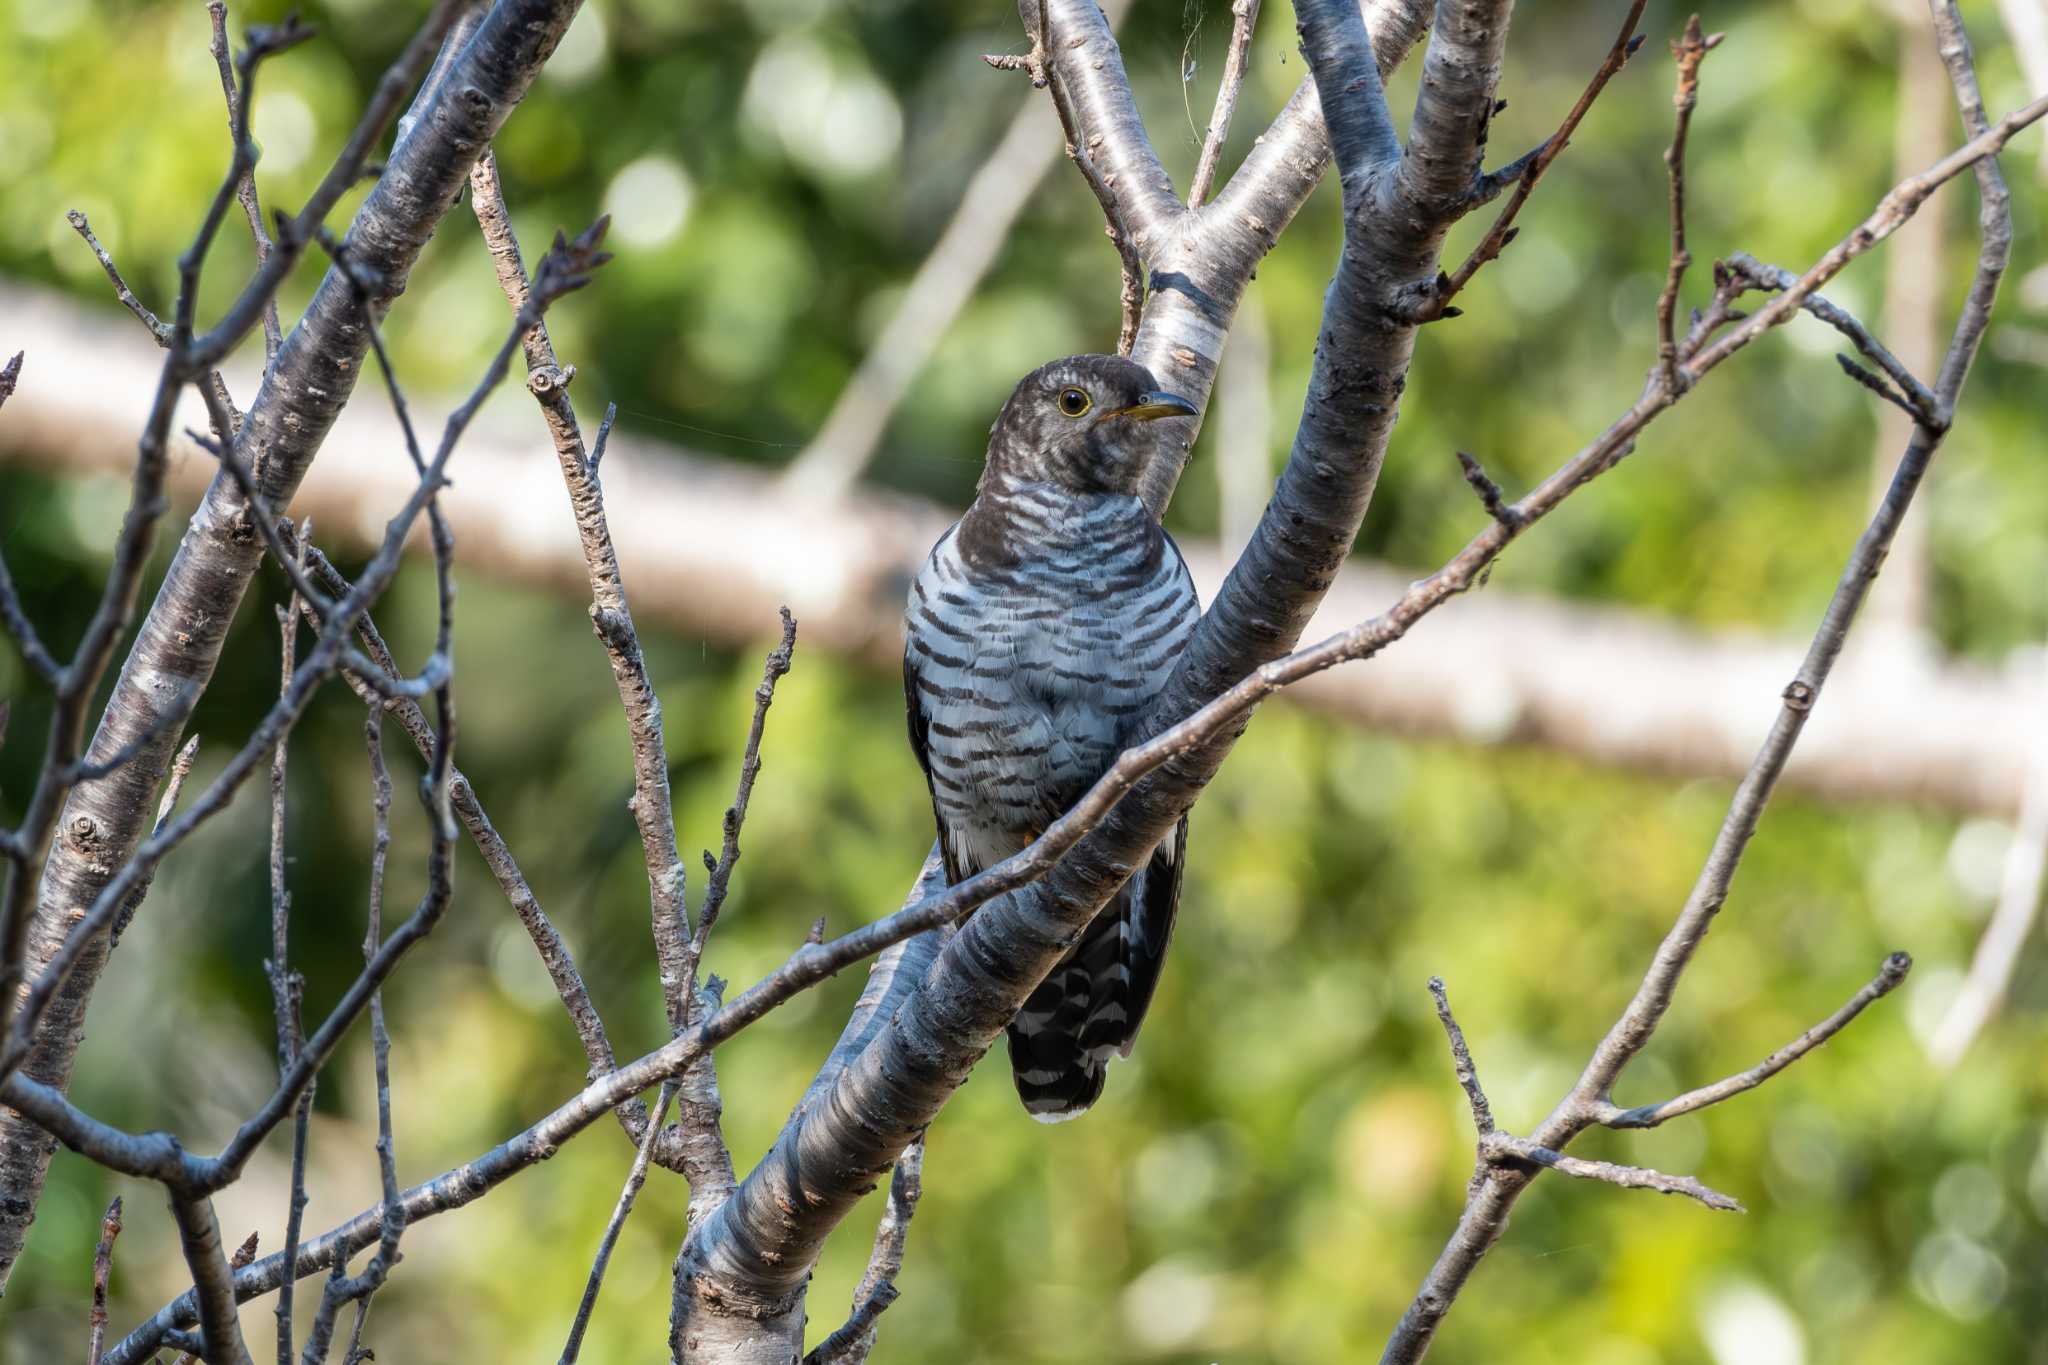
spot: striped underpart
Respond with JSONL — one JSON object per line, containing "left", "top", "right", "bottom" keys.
{"left": 905, "top": 473, "right": 1198, "bottom": 1120}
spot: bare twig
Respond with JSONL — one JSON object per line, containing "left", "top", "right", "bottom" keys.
{"left": 1656, "top": 16, "right": 1722, "bottom": 391}
{"left": 1722, "top": 252, "right": 1942, "bottom": 425}
{"left": 1189, "top": 0, "right": 1262, "bottom": 206}
{"left": 295, "top": 713, "right": 405, "bottom": 1365}
{"left": 805, "top": 1137, "right": 926, "bottom": 1365}
{"left": 270, "top": 566, "right": 315, "bottom": 1365}
{"left": 467, "top": 155, "right": 694, "bottom": 1042}
{"left": 1479, "top": 1132, "right": 1742, "bottom": 1211}
{"left": 1424, "top": 1, "right": 1649, "bottom": 319}
{"left": 684, "top": 609, "right": 799, "bottom": 1008}
{"left": 208, "top": 0, "right": 283, "bottom": 360}
{"left": 87, "top": 1195, "right": 122, "bottom": 1365}
{"left": 65, "top": 214, "right": 169, "bottom": 343}
{"left": 1380, "top": 8, "right": 2032, "bottom": 1358}
{"left": 559, "top": 1080, "right": 676, "bottom": 1365}
{"left": 1453, "top": 451, "right": 1517, "bottom": 528}
{"left": 1595, "top": 952, "right": 1913, "bottom": 1128}
{"left": 1427, "top": 978, "right": 1493, "bottom": 1134}
{"left": 990, "top": 0, "right": 1148, "bottom": 353}
{"left": 466, "top": 154, "right": 744, "bottom": 1208}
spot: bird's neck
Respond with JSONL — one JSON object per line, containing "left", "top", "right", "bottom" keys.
{"left": 959, "top": 471, "right": 1150, "bottom": 568}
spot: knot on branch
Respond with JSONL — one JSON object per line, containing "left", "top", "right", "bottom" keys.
{"left": 1388, "top": 272, "right": 1464, "bottom": 325}
{"left": 1455, "top": 451, "right": 1522, "bottom": 529}
{"left": 528, "top": 363, "right": 576, "bottom": 397}
{"left": 529, "top": 217, "right": 615, "bottom": 317}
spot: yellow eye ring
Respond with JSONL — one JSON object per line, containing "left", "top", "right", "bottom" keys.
{"left": 1057, "top": 387, "right": 1091, "bottom": 417}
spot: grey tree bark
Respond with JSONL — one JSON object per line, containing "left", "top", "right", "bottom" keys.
{"left": 665, "top": 0, "right": 1510, "bottom": 1356}
{"left": 0, "top": 0, "right": 587, "bottom": 1291}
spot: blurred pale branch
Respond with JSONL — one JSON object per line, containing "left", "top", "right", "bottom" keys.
{"left": 4, "top": 279, "right": 2041, "bottom": 816}
{"left": 0, "top": 0, "right": 2043, "bottom": 1360}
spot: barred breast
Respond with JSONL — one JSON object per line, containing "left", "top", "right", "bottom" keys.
{"left": 904, "top": 486, "right": 1197, "bottom": 881}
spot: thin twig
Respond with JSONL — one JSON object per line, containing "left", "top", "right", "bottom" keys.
{"left": 467, "top": 153, "right": 691, "bottom": 1039}
{"left": 269, "top": 536, "right": 312, "bottom": 1365}
{"left": 1593, "top": 952, "right": 1912, "bottom": 1128}
{"left": 685, "top": 609, "right": 799, "bottom": 1010}
{"left": 805, "top": 1137, "right": 925, "bottom": 1365}
{"left": 989, "top": 0, "right": 1146, "bottom": 353}
{"left": 295, "top": 710, "right": 405, "bottom": 1365}
{"left": 559, "top": 1080, "right": 676, "bottom": 1364}
{"left": 208, "top": 0, "right": 283, "bottom": 360}
{"left": 87, "top": 1195, "right": 122, "bottom": 1365}
{"left": 1453, "top": 451, "right": 1517, "bottom": 528}
{"left": 1427, "top": 978, "right": 1494, "bottom": 1135}
{"left": 1834, "top": 353, "right": 1923, "bottom": 419}
{"left": 1721, "top": 251, "right": 1943, "bottom": 426}
{"left": 1655, "top": 16, "right": 1721, "bottom": 391}
{"left": 1425, "top": 0, "right": 1648, "bottom": 319}
{"left": 65, "top": 214, "right": 170, "bottom": 343}
{"left": 1479, "top": 1132, "right": 1742, "bottom": 1212}
{"left": 1189, "top": 0, "right": 1261, "bottom": 206}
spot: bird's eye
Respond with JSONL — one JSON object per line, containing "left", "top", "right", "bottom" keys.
{"left": 1057, "top": 388, "right": 1091, "bottom": 417}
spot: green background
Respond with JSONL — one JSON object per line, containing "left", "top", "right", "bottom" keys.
{"left": 2, "top": 0, "right": 2046, "bottom": 1360}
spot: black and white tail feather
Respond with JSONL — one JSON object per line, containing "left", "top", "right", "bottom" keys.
{"left": 1006, "top": 816, "right": 1186, "bottom": 1121}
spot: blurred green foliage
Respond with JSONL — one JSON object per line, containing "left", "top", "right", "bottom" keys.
{"left": 2, "top": 0, "right": 2046, "bottom": 1361}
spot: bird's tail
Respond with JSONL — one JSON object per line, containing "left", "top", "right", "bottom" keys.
{"left": 1005, "top": 818, "right": 1184, "bottom": 1121}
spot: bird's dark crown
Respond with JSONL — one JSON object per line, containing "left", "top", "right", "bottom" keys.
{"left": 978, "top": 354, "right": 1196, "bottom": 498}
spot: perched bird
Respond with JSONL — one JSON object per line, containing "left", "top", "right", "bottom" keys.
{"left": 904, "top": 354, "right": 1201, "bottom": 1121}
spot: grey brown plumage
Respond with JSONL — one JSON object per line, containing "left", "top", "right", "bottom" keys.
{"left": 903, "top": 354, "right": 1200, "bottom": 1120}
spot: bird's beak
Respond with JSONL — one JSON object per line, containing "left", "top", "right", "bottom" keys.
{"left": 1109, "top": 391, "right": 1199, "bottom": 422}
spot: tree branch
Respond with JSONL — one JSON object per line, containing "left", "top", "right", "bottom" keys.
{"left": 0, "top": 0, "right": 587, "bottom": 1291}
{"left": 1397, "top": 0, "right": 1518, "bottom": 214}
{"left": 1189, "top": 0, "right": 1263, "bottom": 207}
{"left": 803, "top": 1138, "right": 923, "bottom": 1365}
{"left": 10, "top": 283, "right": 2042, "bottom": 815}
{"left": 560, "top": 1080, "right": 676, "bottom": 1364}
{"left": 1380, "top": 9, "right": 2033, "bottom": 1356}
{"left": 1592, "top": 952, "right": 1912, "bottom": 1129}
{"left": 87, "top": 1195, "right": 122, "bottom": 1365}
{"left": 1422, "top": 1, "right": 1648, "bottom": 320}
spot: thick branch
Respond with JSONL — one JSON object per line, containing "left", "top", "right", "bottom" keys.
{"left": 1397, "top": 0, "right": 1517, "bottom": 214}
{"left": 0, "top": 0, "right": 589, "bottom": 1291}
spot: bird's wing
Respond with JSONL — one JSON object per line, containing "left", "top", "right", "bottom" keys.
{"left": 1117, "top": 813, "right": 1187, "bottom": 1056}
{"left": 904, "top": 533, "right": 971, "bottom": 887}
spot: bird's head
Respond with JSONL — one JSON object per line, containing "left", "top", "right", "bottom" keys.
{"left": 983, "top": 354, "right": 1198, "bottom": 496}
